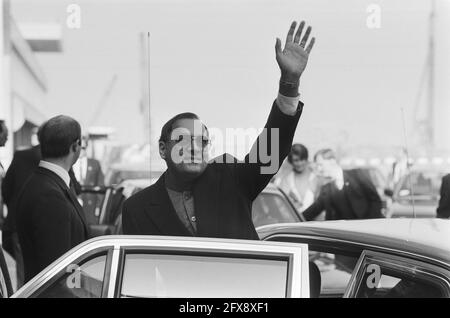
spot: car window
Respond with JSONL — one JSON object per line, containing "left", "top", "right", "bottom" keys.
{"left": 263, "top": 235, "right": 361, "bottom": 298}
{"left": 120, "top": 253, "right": 289, "bottom": 298}
{"left": 32, "top": 253, "right": 108, "bottom": 298}
{"left": 309, "top": 251, "right": 358, "bottom": 297}
{"left": 350, "top": 252, "right": 449, "bottom": 298}
{"left": 355, "top": 265, "right": 446, "bottom": 298}
{"left": 252, "top": 193, "right": 298, "bottom": 227}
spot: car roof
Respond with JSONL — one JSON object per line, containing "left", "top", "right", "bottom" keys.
{"left": 257, "top": 218, "right": 450, "bottom": 264}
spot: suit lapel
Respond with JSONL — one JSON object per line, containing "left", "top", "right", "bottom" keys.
{"left": 145, "top": 174, "right": 192, "bottom": 236}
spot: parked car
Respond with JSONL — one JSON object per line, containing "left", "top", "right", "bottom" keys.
{"left": 388, "top": 166, "right": 450, "bottom": 218}
{"left": 252, "top": 183, "right": 305, "bottom": 227}
{"left": 258, "top": 218, "right": 450, "bottom": 298}
{"left": 5, "top": 218, "right": 449, "bottom": 298}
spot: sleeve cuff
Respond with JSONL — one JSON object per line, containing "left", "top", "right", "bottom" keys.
{"left": 276, "top": 93, "right": 301, "bottom": 116}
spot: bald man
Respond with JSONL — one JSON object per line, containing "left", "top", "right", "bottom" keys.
{"left": 16, "top": 115, "right": 89, "bottom": 282}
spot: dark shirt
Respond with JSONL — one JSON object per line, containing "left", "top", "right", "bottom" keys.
{"left": 166, "top": 188, "right": 197, "bottom": 235}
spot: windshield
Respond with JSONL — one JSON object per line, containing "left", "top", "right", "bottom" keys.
{"left": 252, "top": 192, "right": 299, "bottom": 227}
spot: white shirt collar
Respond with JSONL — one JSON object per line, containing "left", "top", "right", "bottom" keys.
{"left": 334, "top": 168, "right": 345, "bottom": 190}
{"left": 39, "top": 160, "right": 71, "bottom": 188}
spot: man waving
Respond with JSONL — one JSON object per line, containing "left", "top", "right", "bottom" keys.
{"left": 123, "top": 21, "right": 316, "bottom": 239}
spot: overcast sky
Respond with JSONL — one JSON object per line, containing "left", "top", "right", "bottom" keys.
{"left": 11, "top": 0, "right": 447, "bottom": 158}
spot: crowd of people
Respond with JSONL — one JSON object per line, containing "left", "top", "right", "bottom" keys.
{"left": 0, "top": 20, "right": 447, "bottom": 292}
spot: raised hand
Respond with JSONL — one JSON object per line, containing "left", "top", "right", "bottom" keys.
{"left": 275, "top": 21, "right": 315, "bottom": 83}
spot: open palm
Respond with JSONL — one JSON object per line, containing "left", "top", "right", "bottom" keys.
{"left": 276, "top": 21, "right": 315, "bottom": 83}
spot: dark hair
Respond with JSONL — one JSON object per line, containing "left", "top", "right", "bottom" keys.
{"left": 314, "top": 148, "right": 337, "bottom": 162}
{"left": 159, "top": 112, "right": 205, "bottom": 142}
{"left": 40, "top": 115, "right": 81, "bottom": 159}
{"left": 288, "top": 143, "right": 309, "bottom": 163}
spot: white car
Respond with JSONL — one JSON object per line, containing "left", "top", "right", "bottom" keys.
{"left": 1, "top": 218, "right": 449, "bottom": 298}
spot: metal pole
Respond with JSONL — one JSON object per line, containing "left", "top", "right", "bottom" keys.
{"left": 147, "top": 32, "right": 151, "bottom": 173}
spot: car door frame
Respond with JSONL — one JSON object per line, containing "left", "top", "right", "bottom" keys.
{"left": 343, "top": 250, "right": 450, "bottom": 298}
{"left": 12, "top": 236, "right": 310, "bottom": 298}
{"left": 12, "top": 243, "right": 115, "bottom": 298}
{"left": 109, "top": 237, "right": 309, "bottom": 298}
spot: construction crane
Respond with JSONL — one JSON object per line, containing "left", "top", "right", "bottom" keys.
{"left": 88, "top": 74, "right": 118, "bottom": 127}
{"left": 412, "top": 0, "right": 435, "bottom": 154}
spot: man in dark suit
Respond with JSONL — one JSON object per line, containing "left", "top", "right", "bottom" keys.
{"left": 73, "top": 137, "right": 105, "bottom": 224}
{"left": 16, "top": 115, "right": 89, "bottom": 282}
{"left": 2, "top": 131, "right": 82, "bottom": 287}
{"left": 3, "top": 144, "right": 82, "bottom": 234}
{"left": 123, "top": 20, "right": 316, "bottom": 239}
{"left": 437, "top": 174, "right": 450, "bottom": 218}
{"left": 1, "top": 144, "right": 41, "bottom": 287}
{"left": 302, "top": 149, "right": 383, "bottom": 221}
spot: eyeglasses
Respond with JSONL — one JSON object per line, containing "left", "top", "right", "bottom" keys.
{"left": 170, "top": 134, "right": 211, "bottom": 148}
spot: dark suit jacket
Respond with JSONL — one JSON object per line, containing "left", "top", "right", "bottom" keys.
{"left": 16, "top": 167, "right": 89, "bottom": 282}
{"left": 2, "top": 145, "right": 41, "bottom": 210}
{"left": 122, "top": 101, "right": 302, "bottom": 239}
{"left": 302, "top": 169, "right": 383, "bottom": 221}
{"left": 437, "top": 174, "right": 450, "bottom": 218}
{"left": 2, "top": 145, "right": 81, "bottom": 234}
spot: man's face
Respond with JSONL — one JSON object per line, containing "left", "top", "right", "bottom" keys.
{"left": 314, "top": 155, "right": 336, "bottom": 179}
{"left": 291, "top": 155, "right": 308, "bottom": 173}
{"left": 161, "top": 118, "right": 209, "bottom": 179}
{"left": 0, "top": 124, "right": 8, "bottom": 147}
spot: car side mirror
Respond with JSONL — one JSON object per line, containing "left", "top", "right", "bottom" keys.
{"left": 384, "top": 188, "right": 394, "bottom": 197}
